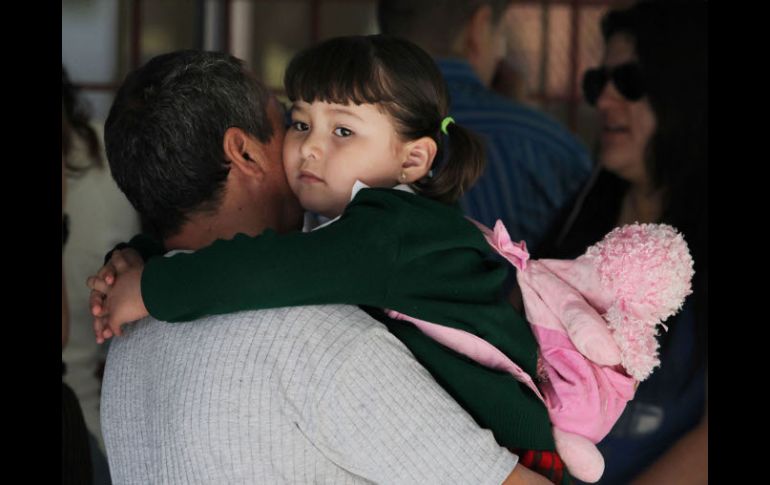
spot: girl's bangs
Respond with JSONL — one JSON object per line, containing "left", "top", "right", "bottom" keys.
{"left": 284, "top": 40, "right": 395, "bottom": 106}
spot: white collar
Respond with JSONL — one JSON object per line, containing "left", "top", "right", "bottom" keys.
{"left": 165, "top": 249, "right": 193, "bottom": 257}
{"left": 351, "top": 179, "right": 415, "bottom": 197}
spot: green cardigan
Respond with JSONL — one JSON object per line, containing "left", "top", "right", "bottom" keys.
{"left": 134, "top": 187, "right": 555, "bottom": 450}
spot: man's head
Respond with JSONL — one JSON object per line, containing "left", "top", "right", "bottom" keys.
{"left": 378, "top": 0, "right": 512, "bottom": 86}
{"left": 105, "top": 50, "right": 300, "bottom": 241}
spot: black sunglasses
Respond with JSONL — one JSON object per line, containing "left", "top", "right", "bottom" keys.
{"left": 582, "top": 62, "right": 646, "bottom": 106}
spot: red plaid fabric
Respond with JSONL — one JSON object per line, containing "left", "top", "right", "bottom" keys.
{"left": 510, "top": 448, "right": 572, "bottom": 484}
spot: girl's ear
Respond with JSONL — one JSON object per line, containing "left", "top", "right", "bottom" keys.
{"left": 223, "top": 127, "right": 266, "bottom": 182}
{"left": 400, "top": 136, "right": 437, "bottom": 183}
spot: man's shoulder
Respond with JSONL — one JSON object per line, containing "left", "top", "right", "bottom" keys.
{"left": 105, "top": 305, "right": 400, "bottom": 414}
{"left": 455, "top": 89, "right": 576, "bottom": 135}
{"left": 448, "top": 85, "right": 588, "bottom": 154}
{"left": 115, "top": 304, "right": 392, "bottom": 359}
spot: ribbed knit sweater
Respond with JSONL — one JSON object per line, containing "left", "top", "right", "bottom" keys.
{"left": 101, "top": 304, "right": 520, "bottom": 483}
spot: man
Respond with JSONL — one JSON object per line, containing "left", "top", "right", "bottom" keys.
{"left": 95, "top": 50, "right": 549, "bottom": 484}
{"left": 378, "top": 0, "right": 593, "bottom": 252}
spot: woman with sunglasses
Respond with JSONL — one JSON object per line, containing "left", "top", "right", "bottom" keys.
{"left": 535, "top": 2, "right": 707, "bottom": 484}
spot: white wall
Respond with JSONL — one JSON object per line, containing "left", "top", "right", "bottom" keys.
{"left": 62, "top": 0, "right": 120, "bottom": 122}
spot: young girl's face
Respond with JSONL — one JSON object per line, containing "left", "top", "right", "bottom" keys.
{"left": 283, "top": 100, "right": 407, "bottom": 218}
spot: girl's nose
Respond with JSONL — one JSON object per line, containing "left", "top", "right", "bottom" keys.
{"left": 299, "top": 130, "right": 323, "bottom": 161}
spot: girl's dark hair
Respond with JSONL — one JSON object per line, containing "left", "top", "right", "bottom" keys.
{"left": 284, "top": 34, "right": 485, "bottom": 205}
{"left": 62, "top": 65, "right": 103, "bottom": 172}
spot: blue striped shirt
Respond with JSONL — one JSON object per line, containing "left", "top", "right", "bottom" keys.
{"left": 439, "top": 59, "right": 592, "bottom": 250}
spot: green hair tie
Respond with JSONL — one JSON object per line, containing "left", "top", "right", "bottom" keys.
{"left": 440, "top": 116, "right": 455, "bottom": 135}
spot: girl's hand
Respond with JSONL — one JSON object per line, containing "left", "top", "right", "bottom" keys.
{"left": 87, "top": 248, "right": 148, "bottom": 343}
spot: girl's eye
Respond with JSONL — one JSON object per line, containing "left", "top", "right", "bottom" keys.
{"left": 291, "top": 121, "right": 309, "bottom": 132}
{"left": 333, "top": 127, "right": 353, "bottom": 137}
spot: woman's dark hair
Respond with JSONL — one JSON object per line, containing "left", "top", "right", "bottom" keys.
{"left": 284, "top": 34, "right": 485, "bottom": 205}
{"left": 62, "top": 65, "right": 103, "bottom": 172}
{"left": 544, "top": 1, "right": 707, "bottom": 376}
{"left": 601, "top": 1, "right": 707, "bottom": 259}
{"left": 603, "top": 0, "right": 707, "bottom": 362}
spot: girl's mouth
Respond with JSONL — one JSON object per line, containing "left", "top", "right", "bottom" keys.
{"left": 298, "top": 171, "right": 324, "bottom": 183}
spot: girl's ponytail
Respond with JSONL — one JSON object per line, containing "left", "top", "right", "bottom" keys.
{"left": 415, "top": 121, "right": 486, "bottom": 205}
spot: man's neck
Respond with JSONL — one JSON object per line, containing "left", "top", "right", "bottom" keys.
{"left": 163, "top": 209, "right": 267, "bottom": 252}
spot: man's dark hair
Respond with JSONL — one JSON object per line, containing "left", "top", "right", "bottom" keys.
{"left": 377, "top": 0, "right": 512, "bottom": 57}
{"left": 105, "top": 50, "right": 274, "bottom": 239}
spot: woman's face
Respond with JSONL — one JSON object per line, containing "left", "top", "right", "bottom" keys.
{"left": 597, "top": 34, "right": 657, "bottom": 186}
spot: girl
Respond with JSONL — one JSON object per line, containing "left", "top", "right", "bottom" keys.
{"left": 91, "top": 35, "right": 615, "bottom": 483}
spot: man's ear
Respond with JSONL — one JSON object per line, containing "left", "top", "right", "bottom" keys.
{"left": 223, "top": 127, "right": 265, "bottom": 181}
{"left": 464, "top": 5, "right": 493, "bottom": 59}
{"left": 400, "top": 136, "right": 437, "bottom": 183}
